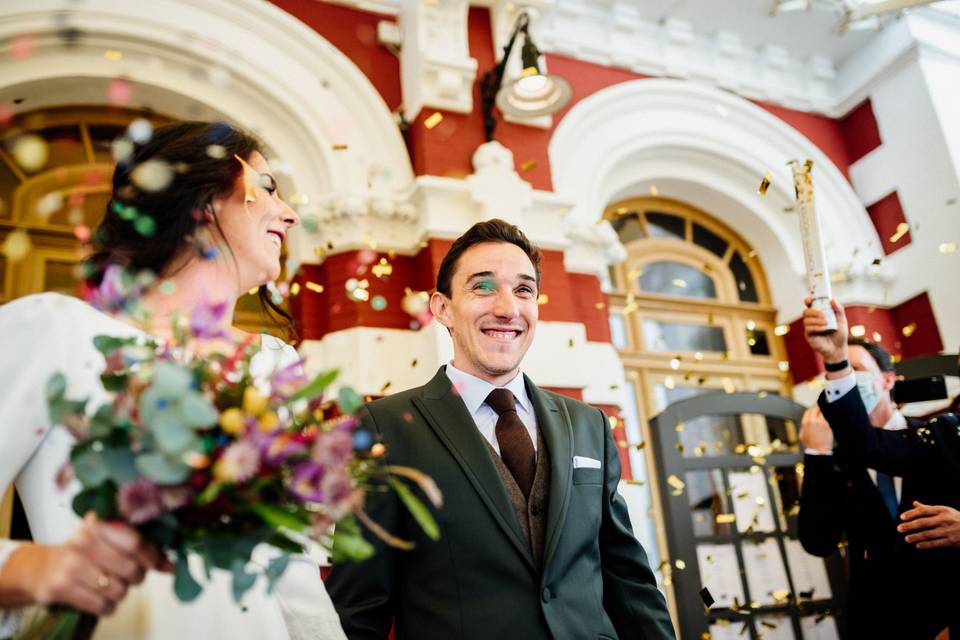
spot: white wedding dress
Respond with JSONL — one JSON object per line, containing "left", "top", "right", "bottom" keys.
{"left": 0, "top": 293, "right": 347, "bottom": 640}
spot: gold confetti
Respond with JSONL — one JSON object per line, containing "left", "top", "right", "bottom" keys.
{"left": 380, "top": 381, "right": 392, "bottom": 394}
{"left": 332, "top": 144, "right": 348, "bottom": 151}
{"left": 520, "top": 159, "right": 537, "bottom": 171}
{"left": 761, "top": 621, "right": 778, "bottom": 629}
{"left": 567, "top": 338, "right": 574, "bottom": 348}
{"left": 411, "top": 358, "right": 418, "bottom": 368}
{"left": 722, "top": 378, "right": 736, "bottom": 394}
{"left": 889, "top": 222, "right": 910, "bottom": 243}
{"left": 649, "top": 185, "right": 659, "bottom": 196}
{"left": 774, "top": 324, "right": 789, "bottom": 336}
{"left": 666, "top": 475, "right": 685, "bottom": 491}
{"left": 675, "top": 421, "right": 685, "bottom": 432}
{"left": 234, "top": 154, "right": 261, "bottom": 202}
{"left": 305, "top": 281, "right": 324, "bottom": 293}
{"left": 614, "top": 207, "right": 629, "bottom": 216}
{"left": 849, "top": 324, "right": 865, "bottom": 337}
{"left": 758, "top": 172, "right": 772, "bottom": 195}
{"left": 872, "top": 331, "right": 882, "bottom": 342}
{"left": 902, "top": 322, "right": 917, "bottom": 337}
{"left": 778, "top": 361, "right": 790, "bottom": 372}
{"left": 372, "top": 258, "right": 393, "bottom": 278}
{"left": 939, "top": 242, "right": 957, "bottom": 253}
{"left": 290, "top": 282, "right": 301, "bottom": 296}
{"left": 671, "top": 278, "right": 687, "bottom": 288}
{"left": 103, "top": 49, "right": 122, "bottom": 60}
{"left": 674, "top": 559, "right": 686, "bottom": 570}
{"left": 664, "top": 376, "right": 675, "bottom": 389}
{"left": 11, "top": 134, "right": 49, "bottom": 172}
{"left": 423, "top": 112, "right": 444, "bottom": 129}
{"left": 669, "top": 357, "right": 680, "bottom": 370}
{"left": 537, "top": 293, "right": 549, "bottom": 305}
{"left": 715, "top": 513, "right": 736, "bottom": 524}
{"left": 371, "top": 443, "right": 386, "bottom": 457}
{"left": 594, "top": 301, "right": 606, "bottom": 310}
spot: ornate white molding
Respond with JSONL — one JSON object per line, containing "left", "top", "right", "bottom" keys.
{"left": 398, "top": 0, "right": 478, "bottom": 121}
{"left": 563, "top": 221, "right": 626, "bottom": 288}
{"left": 549, "top": 78, "right": 879, "bottom": 322}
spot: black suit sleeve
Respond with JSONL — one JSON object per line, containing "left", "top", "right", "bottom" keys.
{"left": 797, "top": 453, "right": 846, "bottom": 557}
{"left": 326, "top": 407, "right": 398, "bottom": 640}
{"left": 818, "top": 387, "right": 936, "bottom": 476}
{"left": 596, "top": 409, "right": 676, "bottom": 640}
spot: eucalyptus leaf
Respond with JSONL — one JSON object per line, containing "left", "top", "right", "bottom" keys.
{"left": 46, "top": 372, "right": 67, "bottom": 402}
{"left": 71, "top": 447, "right": 109, "bottom": 487}
{"left": 178, "top": 392, "right": 218, "bottom": 429}
{"left": 264, "top": 554, "right": 290, "bottom": 595}
{"left": 89, "top": 405, "right": 116, "bottom": 439}
{"left": 288, "top": 369, "right": 339, "bottom": 403}
{"left": 136, "top": 452, "right": 191, "bottom": 484}
{"left": 230, "top": 558, "right": 258, "bottom": 604}
{"left": 173, "top": 554, "right": 203, "bottom": 602}
{"left": 92, "top": 335, "right": 129, "bottom": 356}
{"left": 152, "top": 361, "right": 193, "bottom": 397}
{"left": 388, "top": 476, "right": 440, "bottom": 541}
{"left": 71, "top": 483, "right": 116, "bottom": 520}
{"left": 337, "top": 386, "right": 363, "bottom": 415}
{"left": 102, "top": 446, "right": 139, "bottom": 485}
{"left": 250, "top": 504, "right": 309, "bottom": 533}
{"left": 100, "top": 372, "right": 128, "bottom": 392}
{"left": 152, "top": 412, "right": 196, "bottom": 455}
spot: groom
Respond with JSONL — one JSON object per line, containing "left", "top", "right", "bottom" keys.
{"left": 327, "top": 219, "right": 675, "bottom": 640}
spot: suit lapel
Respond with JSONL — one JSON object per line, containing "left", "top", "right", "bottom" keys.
{"left": 525, "top": 375, "right": 572, "bottom": 570}
{"left": 413, "top": 367, "right": 535, "bottom": 570}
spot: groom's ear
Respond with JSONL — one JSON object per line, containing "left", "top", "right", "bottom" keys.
{"left": 430, "top": 291, "right": 453, "bottom": 332}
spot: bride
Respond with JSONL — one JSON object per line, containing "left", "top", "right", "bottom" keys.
{"left": 0, "top": 121, "right": 346, "bottom": 639}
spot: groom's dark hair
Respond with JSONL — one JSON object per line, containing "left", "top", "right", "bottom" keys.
{"left": 435, "top": 218, "right": 542, "bottom": 297}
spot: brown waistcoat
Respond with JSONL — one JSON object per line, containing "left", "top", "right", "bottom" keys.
{"left": 483, "top": 428, "right": 551, "bottom": 569}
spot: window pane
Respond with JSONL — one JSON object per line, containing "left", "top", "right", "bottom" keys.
{"left": 609, "top": 314, "right": 628, "bottom": 349}
{"left": 693, "top": 223, "right": 728, "bottom": 258}
{"left": 40, "top": 125, "right": 87, "bottom": 167}
{"left": 643, "top": 319, "right": 727, "bottom": 352}
{"left": 660, "top": 385, "right": 746, "bottom": 457}
{"left": 42, "top": 259, "right": 80, "bottom": 296}
{"left": 611, "top": 213, "right": 645, "bottom": 244}
{"left": 685, "top": 470, "right": 732, "bottom": 536}
{"left": 645, "top": 211, "right": 684, "bottom": 239}
{"left": 697, "top": 543, "right": 744, "bottom": 609}
{"left": 639, "top": 261, "right": 716, "bottom": 299}
{"left": 730, "top": 251, "right": 759, "bottom": 302}
{"left": 87, "top": 124, "right": 127, "bottom": 163}
{"left": 729, "top": 468, "right": 777, "bottom": 533}
{"left": 742, "top": 537, "right": 791, "bottom": 605}
{"left": 747, "top": 328, "right": 771, "bottom": 355}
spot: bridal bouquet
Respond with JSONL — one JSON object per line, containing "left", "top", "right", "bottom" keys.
{"left": 23, "top": 298, "right": 440, "bottom": 639}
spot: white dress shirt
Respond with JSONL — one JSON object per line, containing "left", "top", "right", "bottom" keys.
{"left": 813, "top": 372, "right": 906, "bottom": 501}
{"left": 444, "top": 362, "right": 538, "bottom": 456}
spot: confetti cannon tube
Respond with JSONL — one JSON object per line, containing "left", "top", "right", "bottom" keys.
{"left": 790, "top": 160, "right": 837, "bottom": 333}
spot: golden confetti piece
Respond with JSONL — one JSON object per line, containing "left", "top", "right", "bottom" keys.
{"left": 103, "top": 49, "right": 122, "bottom": 60}
{"left": 289, "top": 282, "right": 301, "bottom": 296}
{"left": 669, "top": 357, "right": 680, "bottom": 370}
{"left": 722, "top": 378, "right": 736, "bottom": 394}
{"left": 380, "top": 381, "right": 392, "bottom": 394}
{"left": 849, "top": 324, "right": 865, "bottom": 337}
{"left": 664, "top": 376, "right": 675, "bottom": 389}
{"left": 675, "top": 421, "right": 685, "bottom": 432}
{"left": 1, "top": 229, "right": 31, "bottom": 262}
{"left": 758, "top": 172, "right": 772, "bottom": 195}
{"left": 666, "top": 475, "right": 685, "bottom": 491}
{"left": 872, "top": 331, "right": 882, "bottom": 342}
{"left": 671, "top": 278, "right": 687, "bottom": 288}
{"left": 305, "top": 281, "right": 324, "bottom": 293}
{"left": 902, "top": 322, "right": 917, "bottom": 337}
{"left": 423, "top": 112, "right": 444, "bottom": 129}
{"left": 761, "top": 621, "right": 778, "bottom": 629}
{"left": 614, "top": 206, "right": 629, "bottom": 216}
{"left": 371, "top": 443, "right": 386, "bottom": 457}
{"left": 939, "top": 242, "right": 957, "bottom": 253}
{"left": 693, "top": 351, "right": 704, "bottom": 361}
{"left": 747, "top": 249, "right": 758, "bottom": 259}
{"left": 716, "top": 513, "right": 736, "bottom": 524}
{"left": 567, "top": 338, "right": 574, "bottom": 348}
{"left": 778, "top": 360, "right": 790, "bottom": 372}
{"left": 701, "top": 633, "right": 711, "bottom": 640}
{"left": 608, "top": 415, "right": 619, "bottom": 429}
{"left": 11, "top": 134, "right": 49, "bottom": 172}
{"left": 537, "top": 293, "right": 549, "bottom": 305}
{"left": 674, "top": 559, "right": 686, "bottom": 570}
{"left": 693, "top": 445, "right": 705, "bottom": 457}
{"left": 332, "top": 144, "right": 348, "bottom": 151}
{"left": 634, "top": 441, "right": 646, "bottom": 450}
{"left": 889, "top": 222, "right": 910, "bottom": 243}
{"left": 520, "top": 159, "right": 537, "bottom": 171}
{"left": 649, "top": 185, "right": 659, "bottom": 196}
{"left": 234, "top": 154, "right": 260, "bottom": 202}
{"left": 774, "top": 324, "right": 789, "bottom": 336}
{"left": 372, "top": 258, "right": 393, "bottom": 278}
{"left": 676, "top": 442, "right": 685, "bottom": 453}
{"left": 787, "top": 504, "right": 800, "bottom": 517}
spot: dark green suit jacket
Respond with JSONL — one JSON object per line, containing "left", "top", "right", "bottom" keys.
{"left": 327, "top": 367, "right": 675, "bottom": 640}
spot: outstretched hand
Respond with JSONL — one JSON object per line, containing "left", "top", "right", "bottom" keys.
{"left": 898, "top": 501, "right": 960, "bottom": 550}
{"left": 802, "top": 297, "right": 848, "bottom": 365}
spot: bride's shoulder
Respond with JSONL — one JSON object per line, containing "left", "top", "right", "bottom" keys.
{"left": 0, "top": 292, "right": 92, "bottom": 325}
{"left": 257, "top": 332, "right": 301, "bottom": 369}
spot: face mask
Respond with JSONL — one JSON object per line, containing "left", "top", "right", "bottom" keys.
{"left": 855, "top": 371, "right": 879, "bottom": 414}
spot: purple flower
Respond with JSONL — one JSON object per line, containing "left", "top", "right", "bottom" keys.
{"left": 189, "top": 298, "right": 229, "bottom": 339}
{"left": 289, "top": 461, "right": 325, "bottom": 503}
{"left": 320, "top": 469, "right": 352, "bottom": 505}
{"left": 85, "top": 264, "right": 144, "bottom": 313}
{"left": 311, "top": 429, "right": 354, "bottom": 468}
{"left": 117, "top": 478, "right": 162, "bottom": 524}
{"left": 261, "top": 433, "right": 307, "bottom": 466}
{"left": 213, "top": 441, "right": 260, "bottom": 483}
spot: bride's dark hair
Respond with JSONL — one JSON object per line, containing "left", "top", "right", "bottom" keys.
{"left": 83, "top": 120, "right": 293, "bottom": 332}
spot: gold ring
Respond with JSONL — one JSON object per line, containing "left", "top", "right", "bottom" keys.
{"left": 97, "top": 573, "right": 111, "bottom": 590}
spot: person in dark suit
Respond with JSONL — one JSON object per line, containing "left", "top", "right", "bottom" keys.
{"left": 798, "top": 297, "right": 958, "bottom": 638}
{"left": 326, "top": 219, "right": 675, "bottom": 640}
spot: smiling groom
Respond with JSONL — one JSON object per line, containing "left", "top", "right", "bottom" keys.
{"left": 326, "top": 219, "right": 675, "bottom": 640}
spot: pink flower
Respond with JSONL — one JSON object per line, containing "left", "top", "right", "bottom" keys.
{"left": 117, "top": 478, "right": 162, "bottom": 524}
{"left": 159, "top": 485, "right": 193, "bottom": 511}
{"left": 189, "top": 298, "right": 229, "bottom": 339}
{"left": 289, "top": 461, "right": 325, "bottom": 503}
{"left": 320, "top": 469, "right": 352, "bottom": 506}
{"left": 213, "top": 441, "right": 260, "bottom": 483}
{"left": 55, "top": 462, "right": 74, "bottom": 490}
{"left": 311, "top": 429, "right": 354, "bottom": 468}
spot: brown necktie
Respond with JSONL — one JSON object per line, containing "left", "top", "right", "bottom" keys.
{"left": 485, "top": 388, "right": 536, "bottom": 500}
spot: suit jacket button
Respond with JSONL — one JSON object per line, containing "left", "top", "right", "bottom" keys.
{"left": 541, "top": 587, "right": 552, "bottom": 603}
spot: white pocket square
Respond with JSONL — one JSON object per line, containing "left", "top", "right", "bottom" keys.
{"left": 572, "top": 455, "right": 602, "bottom": 469}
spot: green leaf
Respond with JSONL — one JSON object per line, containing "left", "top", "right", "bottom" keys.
{"left": 331, "top": 514, "right": 375, "bottom": 564}
{"left": 178, "top": 392, "right": 218, "bottom": 429}
{"left": 152, "top": 361, "right": 193, "bottom": 397}
{"left": 196, "top": 481, "right": 224, "bottom": 505}
{"left": 102, "top": 446, "right": 139, "bottom": 485}
{"left": 173, "top": 553, "right": 203, "bottom": 602}
{"left": 100, "top": 372, "right": 128, "bottom": 392}
{"left": 136, "top": 452, "right": 191, "bottom": 484}
{"left": 88, "top": 405, "right": 116, "bottom": 439}
{"left": 71, "top": 483, "right": 116, "bottom": 520}
{"left": 230, "top": 558, "right": 258, "bottom": 604}
{"left": 151, "top": 412, "right": 196, "bottom": 455}
{"left": 288, "top": 369, "right": 339, "bottom": 403}
{"left": 250, "top": 504, "right": 309, "bottom": 533}
{"left": 92, "top": 335, "right": 129, "bottom": 356}
{"left": 46, "top": 372, "right": 67, "bottom": 402}
{"left": 388, "top": 476, "right": 440, "bottom": 541}
{"left": 337, "top": 386, "right": 363, "bottom": 415}
{"left": 71, "top": 447, "right": 109, "bottom": 487}
{"left": 264, "top": 554, "right": 290, "bottom": 595}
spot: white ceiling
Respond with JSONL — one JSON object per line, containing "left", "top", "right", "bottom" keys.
{"left": 609, "top": 0, "right": 954, "bottom": 65}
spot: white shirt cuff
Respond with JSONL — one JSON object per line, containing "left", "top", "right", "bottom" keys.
{"left": 824, "top": 372, "right": 856, "bottom": 403}
{"left": 804, "top": 448, "right": 833, "bottom": 456}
